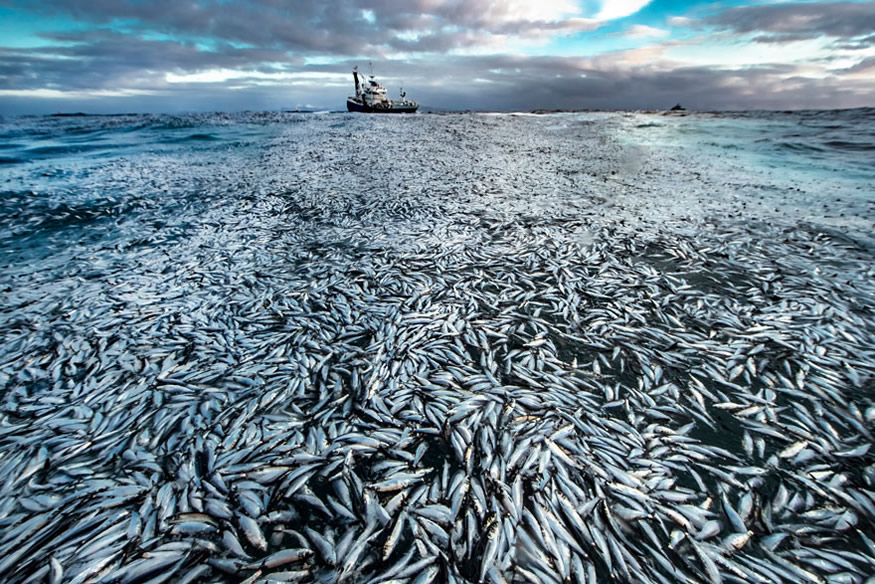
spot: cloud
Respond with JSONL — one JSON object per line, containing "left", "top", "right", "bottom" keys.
{"left": 2, "top": 0, "right": 599, "bottom": 55}
{"left": 1, "top": 0, "right": 874, "bottom": 114}
{"left": 834, "top": 34, "right": 875, "bottom": 50}
{"left": 3, "top": 47, "right": 874, "bottom": 114}
{"left": 619, "top": 24, "right": 670, "bottom": 39}
{"left": 842, "top": 56, "right": 875, "bottom": 74}
{"left": 0, "top": 31, "right": 307, "bottom": 93}
{"left": 667, "top": 16, "right": 692, "bottom": 27}
{"left": 595, "top": 0, "right": 654, "bottom": 21}
{"left": 704, "top": 1, "right": 875, "bottom": 43}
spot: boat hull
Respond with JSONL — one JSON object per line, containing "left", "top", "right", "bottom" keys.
{"left": 347, "top": 98, "right": 418, "bottom": 114}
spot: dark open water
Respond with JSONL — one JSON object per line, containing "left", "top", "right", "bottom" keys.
{"left": 0, "top": 110, "right": 874, "bottom": 584}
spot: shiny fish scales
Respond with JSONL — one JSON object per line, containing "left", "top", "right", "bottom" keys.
{"left": 1, "top": 111, "right": 874, "bottom": 584}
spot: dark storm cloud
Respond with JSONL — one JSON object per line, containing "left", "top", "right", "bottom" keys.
{"left": 703, "top": 1, "right": 875, "bottom": 43}
{"left": 1, "top": 0, "right": 873, "bottom": 113}
{"left": 0, "top": 32, "right": 303, "bottom": 91}
{"left": 752, "top": 33, "right": 827, "bottom": 45}
{"left": 0, "top": 21, "right": 871, "bottom": 114}
{"left": 843, "top": 56, "right": 875, "bottom": 74}
{"left": 418, "top": 55, "right": 866, "bottom": 111}
{"left": 9, "top": 46, "right": 870, "bottom": 114}
{"left": 834, "top": 34, "right": 875, "bottom": 50}
{"left": 2, "top": 0, "right": 594, "bottom": 55}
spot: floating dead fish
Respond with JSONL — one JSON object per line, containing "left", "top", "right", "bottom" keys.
{"left": 0, "top": 111, "right": 873, "bottom": 584}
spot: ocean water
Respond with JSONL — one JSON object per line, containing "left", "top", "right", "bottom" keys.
{"left": 2, "top": 109, "right": 873, "bottom": 267}
{"left": 0, "top": 110, "right": 874, "bottom": 583}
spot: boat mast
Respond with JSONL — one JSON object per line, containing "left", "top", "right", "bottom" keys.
{"left": 353, "top": 66, "right": 361, "bottom": 98}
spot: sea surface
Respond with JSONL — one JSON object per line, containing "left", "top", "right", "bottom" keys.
{"left": 0, "top": 110, "right": 874, "bottom": 584}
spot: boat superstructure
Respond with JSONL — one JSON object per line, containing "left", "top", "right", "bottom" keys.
{"left": 347, "top": 66, "right": 418, "bottom": 114}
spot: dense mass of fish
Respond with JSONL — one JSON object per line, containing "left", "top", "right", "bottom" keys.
{"left": 1, "top": 111, "right": 874, "bottom": 584}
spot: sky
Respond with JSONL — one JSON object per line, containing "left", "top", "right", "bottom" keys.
{"left": 0, "top": 0, "right": 874, "bottom": 114}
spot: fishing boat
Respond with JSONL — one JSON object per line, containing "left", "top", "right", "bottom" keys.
{"left": 347, "top": 66, "right": 418, "bottom": 114}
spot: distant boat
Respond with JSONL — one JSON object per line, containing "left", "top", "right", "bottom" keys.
{"left": 347, "top": 66, "right": 418, "bottom": 114}
{"left": 670, "top": 104, "right": 686, "bottom": 111}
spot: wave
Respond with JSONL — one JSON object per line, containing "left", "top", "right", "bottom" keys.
{"left": 25, "top": 143, "right": 120, "bottom": 158}
{"left": 773, "top": 141, "right": 826, "bottom": 153}
{"left": 822, "top": 139, "right": 875, "bottom": 152}
{"left": 147, "top": 116, "right": 208, "bottom": 131}
{"left": 162, "top": 133, "right": 221, "bottom": 144}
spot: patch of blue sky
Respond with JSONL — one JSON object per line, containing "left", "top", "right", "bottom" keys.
{"left": 132, "top": 30, "right": 255, "bottom": 53}
{"left": 526, "top": 0, "right": 750, "bottom": 59}
{"left": 538, "top": 25, "right": 671, "bottom": 59}
{"left": 629, "top": 0, "right": 704, "bottom": 22}
{"left": 137, "top": 31, "right": 181, "bottom": 43}
{"left": 302, "top": 56, "right": 350, "bottom": 66}
{"left": 632, "top": 0, "right": 775, "bottom": 22}
{"left": 0, "top": 8, "right": 88, "bottom": 48}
